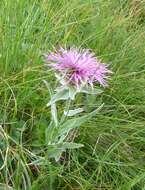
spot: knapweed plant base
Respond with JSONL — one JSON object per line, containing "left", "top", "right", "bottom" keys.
{"left": 44, "top": 47, "right": 111, "bottom": 161}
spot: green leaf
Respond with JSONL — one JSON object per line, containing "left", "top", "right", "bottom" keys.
{"left": 68, "top": 86, "right": 77, "bottom": 100}
{"left": 0, "top": 184, "right": 13, "bottom": 190}
{"left": 47, "top": 144, "right": 64, "bottom": 162}
{"left": 43, "top": 80, "right": 58, "bottom": 126}
{"left": 45, "top": 125, "right": 58, "bottom": 144}
{"left": 59, "top": 104, "right": 104, "bottom": 136}
{"left": 60, "top": 142, "right": 84, "bottom": 149}
{"left": 51, "top": 103, "right": 58, "bottom": 126}
{"left": 64, "top": 108, "right": 84, "bottom": 116}
{"left": 81, "top": 86, "right": 103, "bottom": 95}
{"left": 55, "top": 73, "right": 67, "bottom": 86}
{"left": 47, "top": 89, "right": 70, "bottom": 106}
{"left": 47, "top": 142, "right": 84, "bottom": 161}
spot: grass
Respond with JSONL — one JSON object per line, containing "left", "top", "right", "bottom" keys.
{"left": 0, "top": 0, "right": 145, "bottom": 189}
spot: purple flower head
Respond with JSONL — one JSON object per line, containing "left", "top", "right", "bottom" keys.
{"left": 46, "top": 47, "right": 111, "bottom": 88}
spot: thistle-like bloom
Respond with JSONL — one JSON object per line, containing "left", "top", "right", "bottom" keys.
{"left": 46, "top": 47, "right": 111, "bottom": 88}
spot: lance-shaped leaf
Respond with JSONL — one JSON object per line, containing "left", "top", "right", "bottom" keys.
{"left": 47, "top": 142, "right": 84, "bottom": 161}
{"left": 43, "top": 80, "right": 58, "bottom": 126}
{"left": 60, "top": 142, "right": 84, "bottom": 149}
{"left": 59, "top": 104, "right": 104, "bottom": 136}
{"left": 81, "top": 86, "right": 103, "bottom": 95}
{"left": 47, "top": 89, "right": 70, "bottom": 106}
{"left": 0, "top": 184, "right": 13, "bottom": 190}
{"left": 51, "top": 103, "right": 58, "bottom": 126}
{"left": 68, "top": 86, "right": 77, "bottom": 100}
{"left": 64, "top": 108, "right": 84, "bottom": 117}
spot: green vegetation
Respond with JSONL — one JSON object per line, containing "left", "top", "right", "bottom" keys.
{"left": 0, "top": 0, "right": 145, "bottom": 189}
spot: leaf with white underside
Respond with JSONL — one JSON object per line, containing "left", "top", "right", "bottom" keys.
{"left": 81, "top": 86, "right": 103, "bottom": 95}
{"left": 47, "top": 142, "right": 84, "bottom": 161}
{"left": 59, "top": 104, "right": 104, "bottom": 136}
{"left": 51, "top": 103, "right": 58, "bottom": 126}
{"left": 64, "top": 108, "right": 84, "bottom": 116}
{"left": 43, "top": 80, "right": 58, "bottom": 126}
{"left": 68, "top": 86, "right": 77, "bottom": 100}
{"left": 60, "top": 142, "right": 84, "bottom": 149}
{"left": 48, "top": 146, "right": 63, "bottom": 162}
{"left": 47, "top": 89, "right": 70, "bottom": 106}
{"left": 0, "top": 184, "right": 13, "bottom": 190}
{"left": 52, "top": 83, "right": 102, "bottom": 106}
{"left": 56, "top": 85, "right": 77, "bottom": 100}
{"left": 55, "top": 73, "right": 67, "bottom": 86}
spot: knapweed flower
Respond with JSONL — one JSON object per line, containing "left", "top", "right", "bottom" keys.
{"left": 46, "top": 47, "right": 111, "bottom": 88}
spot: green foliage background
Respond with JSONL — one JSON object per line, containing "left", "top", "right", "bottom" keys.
{"left": 0, "top": 0, "right": 145, "bottom": 189}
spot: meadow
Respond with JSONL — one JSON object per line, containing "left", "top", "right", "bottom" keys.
{"left": 0, "top": 0, "right": 145, "bottom": 189}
